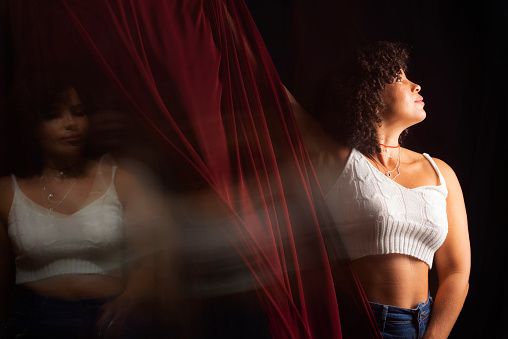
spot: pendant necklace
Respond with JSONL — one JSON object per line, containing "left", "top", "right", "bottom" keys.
{"left": 40, "top": 171, "right": 77, "bottom": 211}
{"left": 376, "top": 144, "right": 401, "bottom": 180}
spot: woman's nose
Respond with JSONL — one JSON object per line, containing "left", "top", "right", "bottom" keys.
{"left": 63, "top": 112, "right": 77, "bottom": 129}
{"left": 413, "top": 83, "right": 421, "bottom": 93}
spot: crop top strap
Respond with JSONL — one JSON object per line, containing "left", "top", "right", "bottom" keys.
{"left": 96, "top": 153, "right": 118, "bottom": 186}
{"left": 111, "top": 165, "right": 118, "bottom": 182}
{"left": 10, "top": 174, "right": 20, "bottom": 190}
{"left": 422, "top": 153, "right": 446, "bottom": 187}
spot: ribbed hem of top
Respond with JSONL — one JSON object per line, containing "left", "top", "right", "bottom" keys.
{"left": 15, "top": 259, "right": 122, "bottom": 284}
{"left": 342, "top": 217, "right": 448, "bottom": 269}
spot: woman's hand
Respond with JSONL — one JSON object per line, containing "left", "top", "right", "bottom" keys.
{"left": 96, "top": 269, "right": 156, "bottom": 338}
{"left": 96, "top": 292, "right": 136, "bottom": 338}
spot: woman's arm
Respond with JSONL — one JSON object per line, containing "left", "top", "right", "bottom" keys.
{"left": 116, "top": 168, "right": 160, "bottom": 293}
{"left": 0, "top": 219, "right": 14, "bottom": 318}
{"left": 423, "top": 159, "right": 471, "bottom": 339}
{"left": 97, "top": 167, "right": 167, "bottom": 335}
{"left": 285, "top": 87, "right": 331, "bottom": 159}
{"left": 0, "top": 177, "right": 15, "bottom": 318}
{"left": 285, "top": 87, "right": 350, "bottom": 192}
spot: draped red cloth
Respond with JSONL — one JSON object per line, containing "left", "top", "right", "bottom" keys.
{"left": 4, "top": 0, "right": 380, "bottom": 337}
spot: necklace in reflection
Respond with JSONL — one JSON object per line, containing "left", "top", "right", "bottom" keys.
{"left": 39, "top": 173, "right": 77, "bottom": 211}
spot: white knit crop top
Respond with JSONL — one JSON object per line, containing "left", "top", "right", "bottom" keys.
{"left": 325, "top": 148, "right": 448, "bottom": 268}
{"left": 7, "top": 156, "right": 124, "bottom": 284}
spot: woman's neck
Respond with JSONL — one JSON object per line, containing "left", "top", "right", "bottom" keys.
{"left": 376, "top": 131, "right": 402, "bottom": 167}
{"left": 42, "top": 155, "right": 88, "bottom": 177}
{"left": 377, "top": 121, "right": 405, "bottom": 146}
{"left": 378, "top": 131, "right": 400, "bottom": 148}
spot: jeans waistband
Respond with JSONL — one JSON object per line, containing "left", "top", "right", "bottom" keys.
{"left": 14, "top": 286, "right": 115, "bottom": 312}
{"left": 368, "top": 292, "right": 433, "bottom": 323}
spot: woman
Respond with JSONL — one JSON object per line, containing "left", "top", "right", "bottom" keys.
{"left": 289, "top": 41, "right": 470, "bottom": 338}
{"left": 0, "top": 82, "right": 161, "bottom": 338}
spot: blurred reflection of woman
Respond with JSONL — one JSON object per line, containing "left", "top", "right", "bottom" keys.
{"left": 0, "top": 82, "right": 159, "bottom": 338}
{"left": 289, "top": 41, "right": 470, "bottom": 338}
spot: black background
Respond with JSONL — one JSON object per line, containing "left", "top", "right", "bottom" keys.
{"left": 246, "top": 0, "right": 507, "bottom": 338}
{"left": 0, "top": 1, "right": 506, "bottom": 337}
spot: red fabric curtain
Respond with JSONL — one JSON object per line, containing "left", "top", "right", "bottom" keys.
{"left": 5, "top": 0, "right": 380, "bottom": 337}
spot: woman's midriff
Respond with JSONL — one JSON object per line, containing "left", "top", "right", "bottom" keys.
{"left": 352, "top": 254, "right": 429, "bottom": 309}
{"left": 22, "top": 274, "right": 124, "bottom": 299}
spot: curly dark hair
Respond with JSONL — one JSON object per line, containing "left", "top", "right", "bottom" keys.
{"left": 2, "top": 77, "right": 98, "bottom": 177}
{"left": 319, "top": 41, "right": 410, "bottom": 157}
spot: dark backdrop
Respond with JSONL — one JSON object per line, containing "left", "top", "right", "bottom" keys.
{"left": 0, "top": 1, "right": 506, "bottom": 337}
{"left": 245, "top": 0, "right": 508, "bottom": 338}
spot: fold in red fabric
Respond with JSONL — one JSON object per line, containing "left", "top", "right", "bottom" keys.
{"left": 6, "top": 0, "right": 381, "bottom": 337}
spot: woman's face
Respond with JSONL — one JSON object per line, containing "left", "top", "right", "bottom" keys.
{"left": 379, "top": 70, "right": 425, "bottom": 128}
{"left": 38, "top": 87, "right": 89, "bottom": 158}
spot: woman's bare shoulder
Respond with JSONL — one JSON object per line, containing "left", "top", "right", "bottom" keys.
{"left": 337, "top": 146, "right": 352, "bottom": 162}
{"left": 0, "top": 176, "right": 15, "bottom": 222}
{"left": 0, "top": 175, "right": 12, "bottom": 184}
{"left": 427, "top": 157, "right": 460, "bottom": 189}
{"left": 113, "top": 162, "right": 160, "bottom": 204}
{"left": 401, "top": 148, "right": 425, "bottom": 161}
{"left": 404, "top": 149, "right": 457, "bottom": 182}
{"left": 0, "top": 175, "right": 14, "bottom": 197}
{"left": 405, "top": 149, "right": 463, "bottom": 192}
{"left": 403, "top": 148, "right": 441, "bottom": 168}
{"left": 403, "top": 148, "right": 452, "bottom": 169}
{"left": 400, "top": 148, "right": 447, "bottom": 187}
{"left": 427, "top": 156, "right": 454, "bottom": 175}
{"left": 113, "top": 167, "right": 138, "bottom": 187}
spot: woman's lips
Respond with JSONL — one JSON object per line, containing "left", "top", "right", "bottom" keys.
{"left": 415, "top": 96, "right": 425, "bottom": 105}
{"left": 61, "top": 136, "right": 83, "bottom": 144}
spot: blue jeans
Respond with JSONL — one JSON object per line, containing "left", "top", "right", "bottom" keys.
{"left": 0, "top": 286, "right": 154, "bottom": 339}
{"left": 0, "top": 286, "right": 112, "bottom": 338}
{"left": 369, "top": 294, "right": 433, "bottom": 339}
